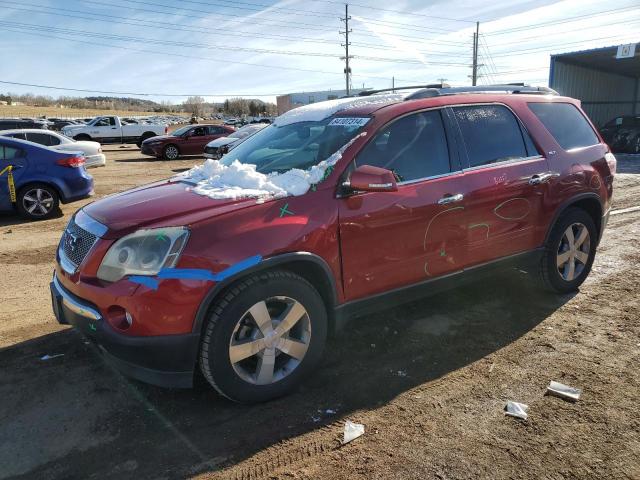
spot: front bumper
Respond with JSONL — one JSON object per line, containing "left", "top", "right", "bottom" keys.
{"left": 141, "top": 143, "right": 162, "bottom": 156}
{"left": 50, "top": 272, "right": 199, "bottom": 388}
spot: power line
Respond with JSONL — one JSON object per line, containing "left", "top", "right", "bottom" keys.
{"left": 488, "top": 33, "right": 640, "bottom": 57}
{"left": 3, "top": 27, "right": 427, "bottom": 83}
{"left": 483, "top": 5, "right": 639, "bottom": 36}
{"left": 306, "top": 0, "right": 476, "bottom": 23}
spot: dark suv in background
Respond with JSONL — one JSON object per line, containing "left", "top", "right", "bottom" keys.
{"left": 51, "top": 85, "right": 615, "bottom": 403}
{"left": 0, "top": 119, "right": 48, "bottom": 131}
{"left": 600, "top": 115, "right": 640, "bottom": 154}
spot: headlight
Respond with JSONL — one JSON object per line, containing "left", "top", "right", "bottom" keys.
{"left": 97, "top": 227, "right": 189, "bottom": 282}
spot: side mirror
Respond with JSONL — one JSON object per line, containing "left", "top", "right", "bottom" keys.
{"left": 347, "top": 165, "right": 398, "bottom": 193}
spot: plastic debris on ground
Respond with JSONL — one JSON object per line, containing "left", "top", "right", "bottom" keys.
{"left": 178, "top": 133, "right": 366, "bottom": 200}
{"left": 343, "top": 420, "right": 365, "bottom": 445}
{"left": 40, "top": 354, "right": 64, "bottom": 361}
{"left": 546, "top": 381, "right": 582, "bottom": 402}
{"left": 505, "top": 401, "right": 529, "bottom": 420}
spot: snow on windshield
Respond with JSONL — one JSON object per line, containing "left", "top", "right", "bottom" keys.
{"left": 179, "top": 132, "right": 366, "bottom": 200}
{"left": 273, "top": 93, "right": 404, "bottom": 127}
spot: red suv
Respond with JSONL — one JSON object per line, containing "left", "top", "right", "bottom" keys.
{"left": 51, "top": 85, "right": 616, "bottom": 402}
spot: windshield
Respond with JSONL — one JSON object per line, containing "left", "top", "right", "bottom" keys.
{"left": 220, "top": 117, "right": 369, "bottom": 174}
{"left": 171, "top": 126, "right": 192, "bottom": 136}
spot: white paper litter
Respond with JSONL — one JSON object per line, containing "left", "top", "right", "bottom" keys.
{"left": 40, "top": 354, "right": 64, "bottom": 361}
{"left": 343, "top": 420, "right": 365, "bottom": 444}
{"left": 274, "top": 94, "right": 404, "bottom": 127}
{"left": 180, "top": 132, "right": 366, "bottom": 200}
{"left": 546, "top": 381, "right": 582, "bottom": 402}
{"left": 505, "top": 401, "right": 529, "bottom": 420}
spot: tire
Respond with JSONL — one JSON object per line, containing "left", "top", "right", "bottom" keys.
{"left": 16, "top": 183, "right": 60, "bottom": 220}
{"left": 632, "top": 136, "right": 640, "bottom": 154}
{"left": 162, "top": 144, "right": 180, "bottom": 160}
{"left": 137, "top": 132, "right": 157, "bottom": 148}
{"left": 539, "top": 207, "right": 597, "bottom": 293}
{"left": 74, "top": 134, "right": 91, "bottom": 141}
{"left": 199, "top": 270, "right": 328, "bottom": 403}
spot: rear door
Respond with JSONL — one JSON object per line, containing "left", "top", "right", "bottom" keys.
{"left": 338, "top": 109, "right": 468, "bottom": 301}
{"left": 0, "top": 142, "right": 28, "bottom": 211}
{"left": 450, "top": 104, "right": 550, "bottom": 266}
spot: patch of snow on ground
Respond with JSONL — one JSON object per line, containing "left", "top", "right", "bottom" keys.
{"left": 180, "top": 132, "right": 366, "bottom": 200}
{"left": 274, "top": 93, "right": 405, "bottom": 127}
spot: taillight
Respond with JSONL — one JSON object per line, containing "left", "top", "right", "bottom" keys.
{"left": 57, "top": 156, "right": 85, "bottom": 168}
{"left": 605, "top": 152, "right": 617, "bottom": 176}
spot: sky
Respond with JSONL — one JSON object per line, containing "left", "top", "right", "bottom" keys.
{"left": 0, "top": 0, "right": 638, "bottom": 104}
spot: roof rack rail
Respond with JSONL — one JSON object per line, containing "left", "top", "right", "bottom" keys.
{"left": 358, "top": 83, "right": 451, "bottom": 96}
{"left": 405, "top": 84, "right": 558, "bottom": 100}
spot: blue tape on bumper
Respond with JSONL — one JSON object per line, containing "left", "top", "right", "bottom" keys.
{"left": 128, "top": 255, "right": 262, "bottom": 290}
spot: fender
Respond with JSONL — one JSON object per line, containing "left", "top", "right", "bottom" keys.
{"left": 543, "top": 192, "right": 604, "bottom": 245}
{"left": 191, "top": 252, "right": 339, "bottom": 335}
{"left": 16, "top": 176, "right": 66, "bottom": 202}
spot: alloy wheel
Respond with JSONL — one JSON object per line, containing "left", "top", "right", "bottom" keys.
{"left": 556, "top": 222, "right": 591, "bottom": 281}
{"left": 228, "top": 296, "right": 311, "bottom": 385}
{"left": 165, "top": 145, "right": 179, "bottom": 159}
{"left": 22, "top": 188, "right": 54, "bottom": 216}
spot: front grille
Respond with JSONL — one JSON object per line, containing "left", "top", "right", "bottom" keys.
{"left": 60, "top": 218, "right": 98, "bottom": 268}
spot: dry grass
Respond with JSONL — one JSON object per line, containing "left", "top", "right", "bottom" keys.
{"left": 0, "top": 105, "right": 187, "bottom": 119}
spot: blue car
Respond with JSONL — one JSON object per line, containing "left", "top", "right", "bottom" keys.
{"left": 0, "top": 136, "right": 94, "bottom": 220}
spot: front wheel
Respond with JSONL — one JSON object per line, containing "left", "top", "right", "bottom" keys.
{"left": 163, "top": 144, "right": 180, "bottom": 160}
{"left": 199, "top": 270, "right": 328, "bottom": 403}
{"left": 17, "top": 184, "right": 59, "bottom": 220}
{"left": 539, "top": 207, "right": 597, "bottom": 293}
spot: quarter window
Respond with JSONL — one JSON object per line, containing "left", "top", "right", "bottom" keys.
{"left": 355, "top": 110, "right": 451, "bottom": 182}
{"left": 0, "top": 144, "right": 22, "bottom": 160}
{"left": 528, "top": 102, "right": 599, "bottom": 150}
{"left": 453, "top": 105, "right": 530, "bottom": 168}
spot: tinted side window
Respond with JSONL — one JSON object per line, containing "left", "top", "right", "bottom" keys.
{"left": 355, "top": 110, "right": 451, "bottom": 182}
{"left": 528, "top": 103, "right": 599, "bottom": 150}
{"left": 27, "top": 132, "right": 55, "bottom": 146}
{"left": 0, "top": 122, "right": 17, "bottom": 130}
{"left": 0, "top": 145, "right": 22, "bottom": 160}
{"left": 453, "top": 105, "right": 528, "bottom": 167}
{"left": 8, "top": 133, "right": 27, "bottom": 140}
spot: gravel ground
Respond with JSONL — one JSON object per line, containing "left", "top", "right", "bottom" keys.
{"left": 0, "top": 148, "right": 638, "bottom": 480}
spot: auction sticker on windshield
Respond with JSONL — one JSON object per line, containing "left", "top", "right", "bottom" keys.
{"left": 328, "top": 117, "right": 370, "bottom": 127}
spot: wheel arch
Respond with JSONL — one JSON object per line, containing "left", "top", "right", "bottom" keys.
{"left": 17, "top": 180, "right": 64, "bottom": 203}
{"left": 73, "top": 133, "right": 92, "bottom": 141}
{"left": 192, "top": 252, "right": 339, "bottom": 337}
{"left": 544, "top": 193, "right": 603, "bottom": 245}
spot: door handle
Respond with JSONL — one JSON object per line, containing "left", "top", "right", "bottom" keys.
{"left": 437, "top": 193, "right": 464, "bottom": 205}
{"left": 529, "top": 172, "right": 559, "bottom": 185}
{"left": 111, "top": 127, "right": 117, "bottom": 129}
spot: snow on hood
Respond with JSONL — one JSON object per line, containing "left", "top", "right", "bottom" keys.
{"left": 273, "top": 94, "right": 405, "bottom": 127}
{"left": 179, "top": 133, "right": 366, "bottom": 200}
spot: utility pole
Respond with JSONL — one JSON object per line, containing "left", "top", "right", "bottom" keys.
{"left": 340, "top": 4, "right": 353, "bottom": 95}
{"left": 471, "top": 21, "right": 480, "bottom": 86}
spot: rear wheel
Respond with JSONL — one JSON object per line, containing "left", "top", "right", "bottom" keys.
{"left": 163, "top": 144, "right": 180, "bottom": 160}
{"left": 137, "top": 132, "right": 157, "bottom": 148}
{"left": 539, "top": 207, "right": 597, "bottom": 293}
{"left": 199, "top": 270, "right": 327, "bottom": 403}
{"left": 17, "top": 184, "right": 59, "bottom": 220}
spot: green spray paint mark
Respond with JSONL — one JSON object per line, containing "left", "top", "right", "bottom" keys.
{"left": 89, "top": 323, "right": 97, "bottom": 332}
{"left": 439, "top": 249, "right": 446, "bottom": 257}
{"left": 279, "top": 203, "right": 294, "bottom": 217}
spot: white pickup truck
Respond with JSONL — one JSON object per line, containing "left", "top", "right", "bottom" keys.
{"left": 61, "top": 116, "right": 167, "bottom": 147}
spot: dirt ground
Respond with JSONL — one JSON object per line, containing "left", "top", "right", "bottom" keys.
{"left": 0, "top": 147, "right": 639, "bottom": 480}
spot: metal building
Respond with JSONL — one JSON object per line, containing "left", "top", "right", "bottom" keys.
{"left": 549, "top": 42, "right": 639, "bottom": 127}
{"left": 276, "top": 88, "right": 371, "bottom": 115}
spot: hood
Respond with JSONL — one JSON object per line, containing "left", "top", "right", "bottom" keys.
{"left": 206, "top": 136, "right": 237, "bottom": 148}
{"left": 62, "top": 124, "right": 86, "bottom": 131}
{"left": 83, "top": 179, "right": 258, "bottom": 238}
{"left": 142, "top": 134, "right": 178, "bottom": 143}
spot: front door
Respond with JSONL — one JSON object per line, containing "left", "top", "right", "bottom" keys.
{"left": 338, "top": 109, "right": 467, "bottom": 301}
{"left": 90, "top": 116, "right": 120, "bottom": 143}
{"left": 450, "top": 104, "right": 551, "bottom": 266}
{"left": 183, "top": 126, "right": 210, "bottom": 155}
